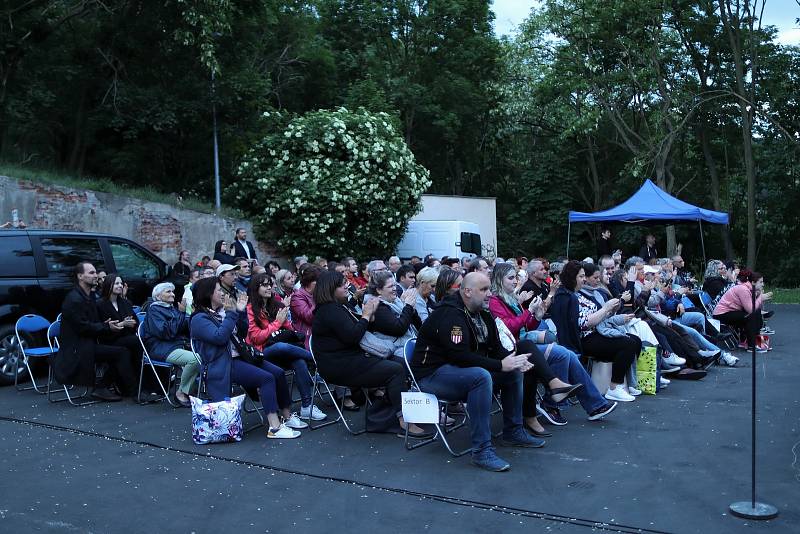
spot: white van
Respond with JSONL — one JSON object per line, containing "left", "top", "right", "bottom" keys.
{"left": 396, "top": 220, "right": 482, "bottom": 260}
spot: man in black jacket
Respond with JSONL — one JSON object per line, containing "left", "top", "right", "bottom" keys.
{"left": 231, "top": 227, "right": 258, "bottom": 265}
{"left": 53, "top": 262, "right": 136, "bottom": 401}
{"left": 411, "top": 272, "right": 543, "bottom": 471}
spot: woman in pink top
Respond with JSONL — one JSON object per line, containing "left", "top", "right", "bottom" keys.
{"left": 289, "top": 263, "right": 321, "bottom": 349}
{"left": 713, "top": 270, "right": 773, "bottom": 351}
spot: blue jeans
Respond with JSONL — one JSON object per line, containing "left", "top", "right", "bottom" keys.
{"left": 261, "top": 342, "right": 314, "bottom": 407}
{"left": 538, "top": 344, "right": 607, "bottom": 414}
{"left": 418, "top": 365, "right": 523, "bottom": 453}
{"left": 672, "top": 320, "right": 720, "bottom": 351}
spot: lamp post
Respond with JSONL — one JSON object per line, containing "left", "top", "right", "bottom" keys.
{"left": 211, "top": 68, "right": 221, "bottom": 212}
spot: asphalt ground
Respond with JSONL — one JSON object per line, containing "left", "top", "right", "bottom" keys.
{"left": 1, "top": 305, "right": 798, "bottom": 533}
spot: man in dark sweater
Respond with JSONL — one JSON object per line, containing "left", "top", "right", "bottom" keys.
{"left": 639, "top": 233, "right": 659, "bottom": 263}
{"left": 411, "top": 272, "right": 543, "bottom": 472}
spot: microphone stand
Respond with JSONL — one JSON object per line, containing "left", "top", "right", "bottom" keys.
{"left": 729, "top": 283, "right": 778, "bottom": 520}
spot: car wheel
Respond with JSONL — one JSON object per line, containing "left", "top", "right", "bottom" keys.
{"left": 0, "top": 324, "right": 28, "bottom": 386}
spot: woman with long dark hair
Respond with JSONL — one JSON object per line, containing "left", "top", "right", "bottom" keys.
{"left": 713, "top": 269, "right": 772, "bottom": 352}
{"left": 96, "top": 273, "right": 142, "bottom": 380}
{"left": 434, "top": 266, "right": 462, "bottom": 303}
{"left": 246, "top": 272, "right": 326, "bottom": 421}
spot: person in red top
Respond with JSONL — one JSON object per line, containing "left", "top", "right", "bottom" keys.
{"left": 713, "top": 269, "right": 773, "bottom": 352}
{"left": 246, "top": 272, "right": 326, "bottom": 421}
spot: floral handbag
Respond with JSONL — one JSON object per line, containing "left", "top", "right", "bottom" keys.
{"left": 190, "top": 394, "right": 245, "bottom": 445}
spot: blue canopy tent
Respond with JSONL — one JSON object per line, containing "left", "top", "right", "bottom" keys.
{"left": 567, "top": 179, "right": 730, "bottom": 264}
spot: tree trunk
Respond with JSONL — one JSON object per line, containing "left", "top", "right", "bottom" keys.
{"left": 698, "top": 127, "right": 735, "bottom": 259}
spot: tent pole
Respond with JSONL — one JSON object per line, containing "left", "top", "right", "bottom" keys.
{"left": 566, "top": 222, "right": 571, "bottom": 258}
{"left": 699, "top": 219, "right": 707, "bottom": 266}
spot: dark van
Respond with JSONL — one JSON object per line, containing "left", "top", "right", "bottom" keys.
{"left": 0, "top": 229, "right": 167, "bottom": 385}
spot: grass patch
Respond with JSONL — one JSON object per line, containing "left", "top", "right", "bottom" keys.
{"left": 771, "top": 288, "right": 800, "bottom": 304}
{"left": 0, "top": 161, "right": 244, "bottom": 219}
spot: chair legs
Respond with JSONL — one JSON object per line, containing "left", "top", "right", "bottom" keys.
{"left": 14, "top": 356, "right": 49, "bottom": 394}
{"left": 137, "top": 359, "right": 177, "bottom": 407}
{"left": 308, "top": 374, "right": 364, "bottom": 433}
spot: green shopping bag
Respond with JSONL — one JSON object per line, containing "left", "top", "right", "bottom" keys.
{"left": 636, "top": 346, "right": 658, "bottom": 395}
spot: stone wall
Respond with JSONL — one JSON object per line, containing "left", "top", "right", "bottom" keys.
{"left": 0, "top": 175, "right": 283, "bottom": 266}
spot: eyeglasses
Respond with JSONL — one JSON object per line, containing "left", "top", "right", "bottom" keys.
{"left": 260, "top": 282, "right": 273, "bottom": 288}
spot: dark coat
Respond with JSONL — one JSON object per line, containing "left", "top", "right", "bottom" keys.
{"left": 96, "top": 297, "right": 138, "bottom": 342}
{"left": 310, "top": 302, "right": 371, "bottom": 377}
{"left": 142, "top": 304, "right": 190, "bottom": 360}
{"left": 231, "top": 240, "right": 258, "bottom": 261}
{"left": 190, "top": 309, "right": 248, "bottom": 402}
{"left": 370, "top": 300, "right": 419, "bottom": 337}
{"left": 54, "top": 286, "right": 112, "bottom": 387}
{"left": 550, "top": 287, "right": 582, "bottom": 354}
{"left": 411, "top": 293, "right": 508, "bottom": 380}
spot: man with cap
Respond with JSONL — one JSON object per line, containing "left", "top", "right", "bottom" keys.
{"left": 216, "top": 263, "right": 241, "bottom": 300}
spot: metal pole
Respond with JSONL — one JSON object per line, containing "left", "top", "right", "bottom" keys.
{"left": 698, "top": 219, "right": 707, "bottom": 266}
{"left": 566, "top": 221, "right": 571, "bottom": 258}
{"left": 212, "top": 69, "right": 221, "bottom": 212}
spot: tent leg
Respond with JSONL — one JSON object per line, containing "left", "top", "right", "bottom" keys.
{"left": 566, "top": 222, "right": 571, "bottom": 259}
{"left": 699, "top": 220, "right": 707, "bottom": 266}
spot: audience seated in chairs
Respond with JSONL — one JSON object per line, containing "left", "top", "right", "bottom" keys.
{"left": 414, "top": 267, "right": 439, "bottom": 323}
{"left": 289, "top": 263, "right": 322, "bottom": 348}
{"left": 488, "top": 263, "right": 615, "bottom": 432}
{"left": 550, "top": 261, "right": 640, "bottom": 403}
{"left": 366, "top": 271, "right": 420, "bottom": 361}
{"left": 713, "top": 269, "right": 772, "bottom": 353}
{"left": 54, "top": 262, "right": 136, "bottom": 402}
{"left": 190, "top": 277, "right": 306, "bottom": 439}
{"left": 246, "top": 272, "right": 326, "bottom": 421}
{"left": 310, "top": 271, "right": 429, "bottom": 438}
{"left": 411, "top": 272, "right": 544, "bottom": 472}
{"left": 96, "top": 273, "right": 143, "bottom": 379}
{"left": 141, "top": 283, "right": 200, "bottom": 406}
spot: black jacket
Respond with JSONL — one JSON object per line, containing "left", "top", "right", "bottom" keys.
{"left": 639, "top": 244, "right": 658, "bottom": 263}
{"left": 370, "top": 301, "right": 420, "bottom": 337}
{"left": 96, "top": 297, "right": 138, "bottom": 342}
{"left": 54, "top": 286, "right": 113, "bottom": 387}
{"left": 232, "top": 240, "right": 258, "bottom": 261}
{"left": 550, "top": 287, "right": 582, "bottom": 354}
{"left": 411, "top": 294, "right": 508, "bottom": 380}
{"left": 311, "top": 302, "right": 370, "bottom": 376}
{"left": 702, "top": 276, "right": 727, "bottom": 300}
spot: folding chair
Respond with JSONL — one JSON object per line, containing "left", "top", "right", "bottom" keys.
{"left": 46, "top": 320, "right": 98, "bottom": 405}
{"left": 401, "top": 339, "right": 472, "bottom": 457}
{"left": 14, "top": 314, "right": 55, "bottom": 393}
{"left": 307, "top": 335, "right": 366, "bottom": 433}
{"left": 136, "top": 322, "right": 178, "bottom": 406}
{"left": 132, "top": 306, "right": 142, "bottom": 314}
{"left": 698, "top": 291, "right": 739, "bottom": 350}
{"left": 189, "top": 338, "right": 267, "bottom": 434}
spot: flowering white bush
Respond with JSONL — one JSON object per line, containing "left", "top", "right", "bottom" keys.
{"left": 234, "top": 108, "right": 431, "bottom": 259}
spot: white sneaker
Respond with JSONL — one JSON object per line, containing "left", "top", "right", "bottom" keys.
{"left": 300, "top": 404, "right": 327, "bottom": 421}
{"left": 605, "top": 387, "right": 636, "bottom": 402}
{"left": 663, "top": 353, "right": 686, "bottom": 366}
{"left": 267, "top": 423, "right": 301, "bottom": 439}
{"left": 283, "top": 413, "right": 309, "bottom": 429}
{"left": 660, "top": 377, "right": 670, "bottom": 387}
{"left": 662, "top": 365, "right": 681, "bottom": 374}
{"left": 698, "top": 349, "right": 721, "bottom": 358}
{"left": 627, "top": 386, "right": 642, "bottom": 396}
{"left": 720, "top": 351, "right": 739, "bottom": 367}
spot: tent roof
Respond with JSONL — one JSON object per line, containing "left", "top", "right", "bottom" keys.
{"left": 568, "top": 179, "right": 729, "bottom": 224}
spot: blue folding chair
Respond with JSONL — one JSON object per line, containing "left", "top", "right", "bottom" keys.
{"left": 136, "top": 322, "right": 177, "bottom": 406}
{"left": 46, "top": 320, "right": 98, "bottom": 405}
{"left": 132, "top": 306, "right": 142, "bottom": 315}
{"left": 14, "top": 315, "right": 55, "bottom": 393}
{"left": 401, "top": 339, "right": 471, "bottom": 457}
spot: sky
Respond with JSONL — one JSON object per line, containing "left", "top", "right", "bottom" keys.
{"left": 491, "top": 0, "right": 800, "bottom": 45}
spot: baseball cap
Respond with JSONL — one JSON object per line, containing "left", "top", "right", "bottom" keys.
{"left": 215, "top": 264, "right": 240, "bottom": 277}
{"left": 643, "top": 265, "right": 660, "bottom": 274}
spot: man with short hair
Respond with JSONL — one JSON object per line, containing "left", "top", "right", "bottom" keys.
{"left": 387, "top": 256, "right": 401, "bottom": 274}
{"left": 201, "top": 266, "right": 215, "bottom": 279}
{"left": 232, "top": 227, "right": 258, "bottom": 264}
{"left": 395, "top": 264, "right": 416, "bottom": 296}
{"left": 521, "top": 260, "right": 556, "bottom": 312}
{"left": 412, "top": 273, "right": 544, "bottom": 472}
{"left": 54, "top": 262, "right": 136, "bottom": 401}
{"left": 639, "top": 234, "right": 658, "bottom": 263}
{"left": 671, "top": 255, "right": 696, "bottom": 290}
{"left": 599, "top": 255, "right": 617, "bottom": 278}
{"left": 216, "top": 263, "right": 241, "bottom": 300}
{"left": 366, "top": 259, "right": 387, "bottom": 275}
{"left": 233, "top": 257, "right": 251, "bottom": 293}
{"left": 293, "top": 256, "right": 308, "bottom": 272}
